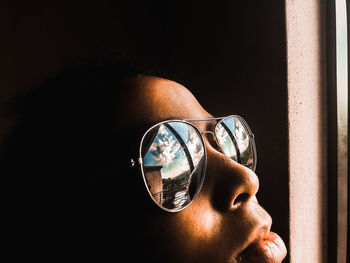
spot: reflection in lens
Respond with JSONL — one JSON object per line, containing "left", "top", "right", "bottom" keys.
{"left": 215, "top": 123, "right": 238, "bottom": 161}
{"left": 215, "top": 116, "right": 255, "bottom": 170}
{"left": 141, "top": 122, "right": 205, "bottom": 211}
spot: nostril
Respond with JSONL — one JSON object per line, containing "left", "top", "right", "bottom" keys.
{"left": 232, "top": 193, "right": 250, "bottom": 208}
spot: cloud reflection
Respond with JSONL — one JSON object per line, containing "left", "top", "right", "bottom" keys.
{"left": 143, "top": 123, "right": 204, "bottom": 180}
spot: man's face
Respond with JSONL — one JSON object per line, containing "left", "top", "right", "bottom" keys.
{"left": 114, "top": 76, "right": 287, "bottom": 263}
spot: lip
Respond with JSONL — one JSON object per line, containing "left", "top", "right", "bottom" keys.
{"left": 236, "top": 232, "right": 287, "bottom": 263}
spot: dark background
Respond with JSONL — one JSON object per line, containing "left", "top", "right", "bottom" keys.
{"left": 1, "top": 0, "right": 289, "bottom": 259}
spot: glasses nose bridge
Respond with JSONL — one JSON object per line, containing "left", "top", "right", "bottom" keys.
{"left": 201, "top": 130, "right": 218, "bottom": 142}
{"left": 201, "top": 130, "right": 220, "bottom": 149}
{"left": 201, "top": 130, "right": 215, "bottom": 137}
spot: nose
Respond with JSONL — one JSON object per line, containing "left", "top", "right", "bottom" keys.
{"left": 205, "top": 143, "right": 260, "bottom": 212}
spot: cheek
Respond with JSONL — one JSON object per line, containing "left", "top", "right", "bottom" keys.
{"left": 170, "top": 194, "right": 245, "bottom": 262}
{"left": 165, "top": 196, "right": 228, "bottom": 262}
{"left": 177, "top": 194, "right": 222, "bottom": 241}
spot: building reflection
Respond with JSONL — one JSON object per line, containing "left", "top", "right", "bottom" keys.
{"left": 144, "top": 156, "right": 205, "bottom": 210}
{"left": 144, "top": 166, "right": 191, "bottom": 209}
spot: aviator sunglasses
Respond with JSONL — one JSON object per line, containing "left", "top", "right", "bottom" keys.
{"left": 131, "top": 115, "right": 257, "bottom": 212}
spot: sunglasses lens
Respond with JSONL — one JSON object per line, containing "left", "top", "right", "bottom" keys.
{"left": 215, "top": 116, "right": 256, "bottom": 171}
{"left": 141, "top": 121, "right": 206, "bottom": 212}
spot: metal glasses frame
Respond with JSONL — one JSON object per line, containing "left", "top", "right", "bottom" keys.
{"left": 132, "top": 115, "right": 257, "bottom": 212}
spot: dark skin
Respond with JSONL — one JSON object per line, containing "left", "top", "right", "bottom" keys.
{"left": 114, "top": 76, "right": 287, "bottom": 263}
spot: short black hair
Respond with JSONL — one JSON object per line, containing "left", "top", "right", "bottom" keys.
{"left": 2, "top": 58, "right": 144, "bottom": 178}
{"left": 2, "top": 58, "right": 170, "bottom": 257}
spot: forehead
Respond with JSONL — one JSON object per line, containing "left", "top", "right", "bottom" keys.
{"left": 115, "top": 76, "right": 211, "bottom": 130}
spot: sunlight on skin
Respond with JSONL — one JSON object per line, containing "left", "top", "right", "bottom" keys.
{"left": 178, "top": 196, "right": 221, "bottom": 240}
{"left": 194, "top": 208, "right": 220, "bottom": 238}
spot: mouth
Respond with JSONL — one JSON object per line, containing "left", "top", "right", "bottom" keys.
{"left": 235, "top": 232, "right": 287, "bottom": 263}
